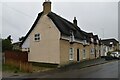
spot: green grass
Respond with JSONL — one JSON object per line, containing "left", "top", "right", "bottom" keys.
{"left": 2, "top": 64, "right": 21, "bottom": 73}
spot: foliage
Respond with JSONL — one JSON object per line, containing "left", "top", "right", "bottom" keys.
{"left": 107, "top": 51, "right": 112, "bottom": 56}
{"left": 2, "top": 35, "right": 13, "bottom": 52}
{"left": 2, "top": 64, "right": 20, "bottom": 73}
{"left": 7, "top": 35, "right": 12, "bottom": 42}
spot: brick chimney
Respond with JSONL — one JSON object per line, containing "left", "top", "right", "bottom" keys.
{"left": 43, "top": 0, "right": 51, "bottom": 15}
{"left": 73, "top": 17, "right": 77, "bottom": 26}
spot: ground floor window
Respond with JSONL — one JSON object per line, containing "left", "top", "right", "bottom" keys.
{"left": 83, "top": 49, "right": 86, "bottom": 59}
{"left": 69, "top": 48, "right": 74, "bottom": 60}
{"left": 90, "top": 48, "right": 94, "bottom": 54}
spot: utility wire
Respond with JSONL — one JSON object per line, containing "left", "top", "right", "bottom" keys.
{"left": 3, "top": 3, "right": 36, "bottom": 19}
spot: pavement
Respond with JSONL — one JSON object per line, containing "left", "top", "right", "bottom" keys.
{"left": 2, "top": 58, "right": 117, "bottom": 79}
{"left": 55, "top": 58, "right": 109, "bottom": 72}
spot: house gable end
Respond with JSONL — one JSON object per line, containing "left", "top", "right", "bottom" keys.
{"left": 20, "top": 12, "right": 43, "bottom": 46}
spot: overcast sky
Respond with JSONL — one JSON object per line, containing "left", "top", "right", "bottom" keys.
{"left": 0, "top": 0, "right": 119, "bottom": 42}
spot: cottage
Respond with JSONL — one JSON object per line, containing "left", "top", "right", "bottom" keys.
{"left": 12, "top": 42, "right": 21, "bottom": 50}
{"left": 100, "top": 38, "right": 119, "bottom": 57}
{"left": 21, "top": 1, "right": 100, "bottom": 65}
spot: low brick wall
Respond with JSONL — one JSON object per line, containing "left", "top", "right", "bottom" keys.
{"left": 5, "top": 50, "right": 32, "bottom": 72}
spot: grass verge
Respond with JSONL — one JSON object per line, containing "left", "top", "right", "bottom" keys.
{"left": 2, "top": 64, "right": 22, "bottom": 73}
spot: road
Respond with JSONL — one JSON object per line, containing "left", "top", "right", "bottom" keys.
{"left": 2, "top": 60, "right": 119, "bottom": 79}
{"left": 38, "top": 61, "right": 119, "bottom": 78}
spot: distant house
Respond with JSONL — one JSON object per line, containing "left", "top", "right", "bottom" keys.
{"left": 21, "top": 1, "right": 100, "bottom": 65}
{"left": 12, "top": 42, "right": 21, "bottom": 50}
{"left": 100, "top": 38, "right": 119, "bottom": 56}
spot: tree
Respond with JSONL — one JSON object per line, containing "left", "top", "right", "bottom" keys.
{"left": 2, "top": 35, "right": 13, "bottom": 52}
{"left": 7, "top": 35, "right": 13, "bottom": 42}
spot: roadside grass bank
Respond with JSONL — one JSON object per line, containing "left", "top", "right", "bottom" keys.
{"left": 2, "top": 64, "right": 24, "bottom": 73}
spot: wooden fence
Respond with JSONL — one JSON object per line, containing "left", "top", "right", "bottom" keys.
{"left": 5, "top": 50, "right": 32, "bottom": 72}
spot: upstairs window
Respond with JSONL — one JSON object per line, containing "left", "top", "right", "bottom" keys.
{"left": 83, "top": 40, "right": 87, "bottom": 45}
{"left": 34, "top": 33, "right": 40, "bottom": 41}
{"left": 91, "top": 38, "right": 94, "bottom": 42}
{"left": 96, "top": 40, "right": 99, "bottom": 43}
{"left": 69, "top": 31, "right": 74, "bottom": 42}
{"left": 110, "top": 42, "right": 113, "bottom": 44}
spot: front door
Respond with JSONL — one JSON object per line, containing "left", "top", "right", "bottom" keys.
{"left": 77, "top": 49, "right": 80, "bottom": 61}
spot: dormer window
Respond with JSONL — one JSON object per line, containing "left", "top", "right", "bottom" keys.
{"left": 96, "top": 40, "right": 99, "bottom": 44}
{"left": 110, "top": 42, "right": 113, "bottom": 44}
{"left": 83, "top": 40, "right": 87, "bottom": 44}
{"left": 34, "top": 33, "right": 40, "bottom": 41}
{"left": 69, "top": 31, "right": 74, "bottom": 43}
{"left": 91, "top": 38, "right": 94, "bottom": 42}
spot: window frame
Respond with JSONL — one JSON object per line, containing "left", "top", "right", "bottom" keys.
{"left": 69, "top": 48, "right": 74, "bottom": 60}
{"left": 83, "top": 49, "right": 86, "bottom": 59}
{"left": 34, "top": 33, "right": 40, "bottom": 41}
{"left": 69, "top": 31, "right": 74, "bottom": 42}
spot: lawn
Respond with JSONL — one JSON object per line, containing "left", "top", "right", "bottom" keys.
{"left": 2, "top": 64, "right": 22, "bottom": 73}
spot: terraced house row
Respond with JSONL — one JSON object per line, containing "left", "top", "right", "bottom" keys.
{"left": 20, "top": 0, "right": 119, "bottom": 65}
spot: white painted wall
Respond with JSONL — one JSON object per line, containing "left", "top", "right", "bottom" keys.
{"left": 22, "top": 36, "right": 30, "bottom": 51}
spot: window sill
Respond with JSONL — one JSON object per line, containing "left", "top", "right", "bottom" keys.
{"left": 34, "top": 40, "right": 40, "bottom": 42}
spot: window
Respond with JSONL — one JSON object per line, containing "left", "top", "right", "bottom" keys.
{"left": 96, "top": 40, "right": 99, "bottom": 43}
{"left": 69, "top": 31, "right": 74, "bottom": 42}
{"left": 91, "top": 48, "right": 94, "bottom": 54}
{"left": 34, "top": 33, "right": 40, "bottom": 41}
{"left": 69, "top": 48, "right": 74, "bottom": 60}
{"left": 103, "top": 47, "right": 106, "bottom": 52}
{"left": 91, "top": 38, "right": 94, "bottom": 42}
{"left": 83, "top": 40, "right": 87, "bottom": 45}
{"left": 83, "top": 49, "right": 86, "bottom": 59}
{"left": 110, "top": 42, "right": 113, "bottom": 44}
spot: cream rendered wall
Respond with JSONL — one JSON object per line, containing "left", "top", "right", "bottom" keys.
{"left": 96, "top": 45, "right": 100, "bottom": 58}
{"left": 28, "top": 14, "right": 60, "bottom": 64}
{"left": 60, "top": 40, "right": 70, "bottom": 65}
{"left": 89, "top": 44, "right": 95, "bottom": 59}
{"left": 84, "top": 45, "right": 90, "bottom": 60}
{"left": 72, "top": 43, "right": 84, "bottom": 62}
{"left": 60, "top": 39, "right": 84, "bottom": 65}
{"left": 22, "top": 36, "right": 30, "bottom": 51}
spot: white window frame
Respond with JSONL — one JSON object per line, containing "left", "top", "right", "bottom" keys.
{"left": 69, "top": 31, "right": 74, "bottom": 42}
{"left": 90, "top": 48, "right": 94, "bottom": 54}
{"left": 34, "top": 33, "right": 40, "bottom": 41}
{"left": 96, "top": 40, "right": 99, "bottom": 44}
{"left": 69, "top": 48, "right": 74, "bottom": 60}
{"left": 91, "top": 38, "right": 94, "bottom": 42}
{"left": 83, "top": 49, "right": 86, "bottom": 59}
